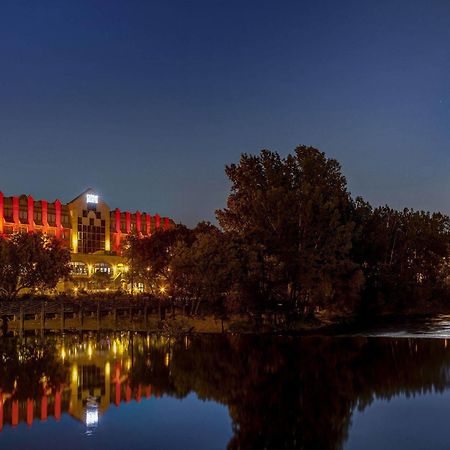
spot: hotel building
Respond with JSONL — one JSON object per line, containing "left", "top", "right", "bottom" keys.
{"left": 0, "top": 188, "right": 175, "bottom": 291}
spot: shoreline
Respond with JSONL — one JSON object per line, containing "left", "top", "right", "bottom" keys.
{"left": 2, "top": 296, "right": 450, "bottom": 336}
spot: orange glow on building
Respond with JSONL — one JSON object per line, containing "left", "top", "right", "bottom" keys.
{"left": 27, "top": 196, "right": 34, "bottom": 232}
{"left": 0, "top": 189, "right": 175, "bottom": 292}
{"left": 12, "top": 196, "right": 19, "bottom": 227}
{"left": 136, "top": 211, "right": 141, "bottom": 237}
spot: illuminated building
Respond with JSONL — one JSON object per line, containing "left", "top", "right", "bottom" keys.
{"left": 0, "top": 188, "right": 175, "bottom": 291}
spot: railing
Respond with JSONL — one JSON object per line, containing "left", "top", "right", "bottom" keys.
{"left": 0, "top": 298, "right": 159, "bottom": 333}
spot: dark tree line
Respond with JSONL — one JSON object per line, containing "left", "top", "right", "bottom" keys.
{"left": 352, "top": 200, "right": 450, "bottom": 313}
{"left": 127, "top": 334, "right": 450, "bottom": 449}
{"left": 127, "top": 146, "right": 449, "bottom": 319}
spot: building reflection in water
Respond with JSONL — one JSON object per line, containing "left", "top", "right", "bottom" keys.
{"left": 0, "top": 333, "right": 174, "bottom": 433}
{"left": 3, "top": 333, "right": 450, "bottom": 449}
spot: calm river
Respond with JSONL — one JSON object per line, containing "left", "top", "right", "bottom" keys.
{"left": 2, "top": 325, "right": 450, "bottom": 449}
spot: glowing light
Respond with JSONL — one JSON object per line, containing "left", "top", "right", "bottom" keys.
{"left": 159, "top": 285, "right": 166, "bottom": 294}
{"left": 85, "top": 409, "right": 98, "bottom": 427}
{"left": 113, "top": 341, "right": 117, "bottom": 355}
{"left": 87, "top": 343, "right": 93, "bottom": 359}
{"left": 164, "top": 353, "right": 170, "bottom": 367}
{"left": 61, "top": 347, "right": 66, "bottom": 361}
{"left": 105, "top": 362, "right": 110, "bottom": 378}
{"left": 86, "top": 194, "right": 98, "bottom": 204}
{"left": 72, "top": 365, "right": 78, "bottom": 383}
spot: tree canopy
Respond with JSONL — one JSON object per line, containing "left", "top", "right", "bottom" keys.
{"left": 0, "top": 233, "right": 71, "bottom": 301}
{"left": 216, "top": 146, "right": 363, "bottom": 313}
{"left": 126, "top": 145, "right": 450, "bottom": 319}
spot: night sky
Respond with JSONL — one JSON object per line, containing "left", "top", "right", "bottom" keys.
{"left": 0, "top": 0, "right": 449, "bottom": 226}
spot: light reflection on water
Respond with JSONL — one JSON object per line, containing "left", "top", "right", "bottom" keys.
{"left": 84, "top": 397, "right": 99, "bottom": 436}
{"left": 354, "top": 314, "right": 450, "bottom": 338}
{"left": 2, "top": 329, "right": 450, "bottom": 448}
{"left": 0, "top": 332, "right": 232, "bottom": 449}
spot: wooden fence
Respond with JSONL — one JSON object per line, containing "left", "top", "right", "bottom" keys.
{"left": 0, "top": 298, "right": 166, "bottom": 333}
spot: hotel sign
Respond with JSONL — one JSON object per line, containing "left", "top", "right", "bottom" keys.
{"left": 86, "top": 194, "right": 99, "bottom": 204}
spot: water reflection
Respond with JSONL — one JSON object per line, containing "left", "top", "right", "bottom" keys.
{"left": 2, "top": 333, "right": 450, "bottom": 449}
{"left": 0, "top": 333, "right": 173, "bottom": 434}
{"left": 354, "top": 314, "right": 450, "bottom": 338}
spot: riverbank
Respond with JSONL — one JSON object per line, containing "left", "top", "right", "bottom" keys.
{"left": 2, "top": 296, "right": 450, "bottom": 336}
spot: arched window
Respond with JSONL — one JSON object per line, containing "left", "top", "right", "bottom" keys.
{"left": 94, "top": 262, "right": 112, "bottom": 275}
{"left": 71, "top": 262, "right": 88, "bottom": 275}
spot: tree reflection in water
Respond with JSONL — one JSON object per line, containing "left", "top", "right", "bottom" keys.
{"left": 1, "top": 333, "right": 450, "bottom": 449}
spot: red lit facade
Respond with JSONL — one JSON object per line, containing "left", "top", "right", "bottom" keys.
{"left": 0, "top": 193, "right": 71, "bottom": 245}
{"left": 0, "top": 188, "right": 175, "bottom": 292}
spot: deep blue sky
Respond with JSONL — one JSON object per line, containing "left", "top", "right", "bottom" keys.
{"left": 0, "top": 0, "right": 449, "bottom": 225}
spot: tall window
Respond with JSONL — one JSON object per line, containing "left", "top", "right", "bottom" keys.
{"left": 47, "top": 213, "right": 56, "bottom": 226}
{"left": 78, "top": 211, "right": 106, "bottom": 253}
{"left": 62, "top": 214, "right": 70, "bottom": 226}
{"left": 34, "top": 210, "right": 42, "bottom": 224}
{"left": 19, "top": 208, "right": 27, "bottom": 222}
{"left": 3, "top": 203, "right": 12, "bottom": 222}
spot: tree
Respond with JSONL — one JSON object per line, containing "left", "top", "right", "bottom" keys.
{"left": 0, "top": 337, "right": 69, "bottom": 400}
{"left": 352, "top": 203, "right": 450, "bottom": 311}
{"left": 0, "top": 233, "right": 71, "bottom": 301}
{"left": 217, "top": 146, "right": 362, "bottom": 314}
{"left": 126, "top": 222, "right": 245, "bottom": 315}
{"left": 170, "top": 223, "right": 241, "bottom": 314}
{"left": 124, "top": 225, "right": 192, "bottom": 295}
